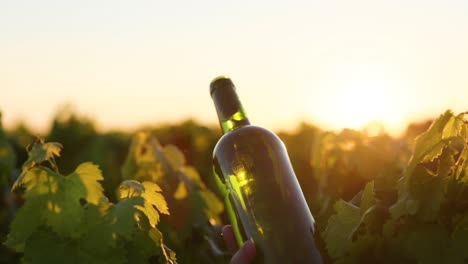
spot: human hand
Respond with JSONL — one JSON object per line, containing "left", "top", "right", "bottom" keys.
{"left": 222, "top": 225, "right": 256, "bottom": 264}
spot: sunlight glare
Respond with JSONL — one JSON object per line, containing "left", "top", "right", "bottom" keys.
{"left": 310, "top": 63, "right": 407, "bottom": 135}
{"left": 333, "top": 77, "right": 392, "bottom": 129}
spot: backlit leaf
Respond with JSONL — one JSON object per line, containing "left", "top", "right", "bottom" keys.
{"left": 360, "top": 181, "right": 375, "bottom": 215}
{"left": 71, "top": 162, "right": 104, "bottom": 205}
{"left": 180, "top": 166, "right": 204, "bottom": 187}
{"left": 408, "top": 110, "right": 453, "bottom": 172}
{"left": 107, "top": 196, "right": 144, "bottom": 239}
{"left": 119, "top": 180, "right": 144, "bottom": 199}
{"left": 442, "top": 113, "right": 465, "bottom": 139}
{"left": 141, "top": 181, "right": 169, "bottom": 227}
{"left": 199, "top": 189, "right": 224, "bottom": 222}
{"left": 119, "top": 180, "right": 169, "bottom": 227}
{"left": 22, "top": 141, "right": 62, "bottom": 172}
{"left": 173, "top": 181, "right": 188, "bottom": 200}
{"left": 12, "top": 166, "right": 59, "bottom": 193}
{"left": 163, "top": 144, "right": 186, "bottom": 170}
{"left": 324, "top": 200, "right": 360, "bottom": 259}
{"left": 46, "top": 163, "right": 104, "bottom": 237}
{"left": 4, "top": 198, "right": 44, "bottom": 251}
{"left": 79, "top": 197, "right": 143, "bottom": 257}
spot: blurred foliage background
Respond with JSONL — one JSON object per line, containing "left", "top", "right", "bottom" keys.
{"left": 0, "top": 107, "right": 448, "bottom": 263}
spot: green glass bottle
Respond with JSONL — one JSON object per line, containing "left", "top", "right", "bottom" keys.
{"left": 210, "top": 76, "right": 322, "bottom": 263}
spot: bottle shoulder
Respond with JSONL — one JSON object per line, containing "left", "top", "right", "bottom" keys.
{"left": 213, "top": 125, "right": 283, "bottom": 153}
{"left": 219, "top": 125, "right": 278, "bottom": 140}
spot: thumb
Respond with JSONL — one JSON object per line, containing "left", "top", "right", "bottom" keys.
{"left": 230, "top": 240, "right": 256, "bottom": 264}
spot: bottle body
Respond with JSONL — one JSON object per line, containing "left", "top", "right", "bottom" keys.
{"left": 213, "top": 125, "right": 322, "bottom": 263}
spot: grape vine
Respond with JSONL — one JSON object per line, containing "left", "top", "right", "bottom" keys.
{"left": 121, "top": 131, "right": 225, "bottom": 263}
{"left": 5, "top": 139, "right": 176, "bottom": 264}
{"left": 1, "top": 109, "right": 467, "bottom": 263}
{"left": 322, "top": 111, "right": 468, "bottom": 263}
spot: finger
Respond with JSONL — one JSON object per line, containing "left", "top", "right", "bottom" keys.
{"left": 222, "top": 225, "right": 239, "bottom": 255}
{"left": 230, "top": 240, "right": 256, "bottom": 264}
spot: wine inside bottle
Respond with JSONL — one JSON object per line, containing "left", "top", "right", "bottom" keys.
{"left": 210, "top": 76, "right": 322, "bottom": 263}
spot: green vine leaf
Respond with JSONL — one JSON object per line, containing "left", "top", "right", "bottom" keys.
{"left": 163, "top": 145, "right": 186, "bottom": 170}
{"left": 119, "top": 180, "right": 169, "bottom": 227}
{"left": 4, "top": 198, "right": 44, "bottom": 251}
{"left": 324, "top": 200, "right": 360, "bottom": 260}
{"left": 5, "top": 136, "right": 176, "bottom": 263}
{"left": 360, "top": 180, "right": 375, "bottom": 215}
{"left": 442, "top": 113, "right": 465, "bottom": 140}
{"left": 22, "top": 141, "right": 62, "bottom": 172}
{"left": 72, "top": 162, "right": 105, "bottom": 205}
{"left": 408, "top": 110, "right": 453, "bottom": 172}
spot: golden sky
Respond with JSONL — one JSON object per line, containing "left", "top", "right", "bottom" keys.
{"left": 1, "top": 1, "right": 467, "bottom": 136}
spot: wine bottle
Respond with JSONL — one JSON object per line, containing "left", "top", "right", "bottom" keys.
{"left": 210, "top": 76, "right": 322, "bottom": 263}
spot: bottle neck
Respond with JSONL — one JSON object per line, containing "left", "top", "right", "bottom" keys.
{"left": 210, "top": 77, "right": 251, "bottom": 134}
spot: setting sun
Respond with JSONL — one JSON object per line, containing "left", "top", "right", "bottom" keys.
{"left": 303, "top": 62, "right": 411, "bottom": 135}
{"left": 337, "top": 82, "right": 391, "bottom": 126}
